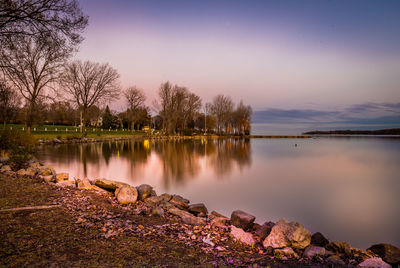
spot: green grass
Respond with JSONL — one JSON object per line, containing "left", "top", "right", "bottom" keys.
{"left": 1, "top": 124, "right": 148, "bottom": 139}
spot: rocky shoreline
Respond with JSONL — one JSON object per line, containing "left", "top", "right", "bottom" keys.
{"left": 1, "top": 158, "right": 399, "bottom": 267}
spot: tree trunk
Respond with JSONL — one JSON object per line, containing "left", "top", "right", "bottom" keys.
{"left": 26, "top": 101, "right": 35, "bottom": 133}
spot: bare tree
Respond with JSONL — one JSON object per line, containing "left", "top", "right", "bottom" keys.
{"left": 61, "top": 60, "right": 120, "bottom": 135}
{"left": 0, "top": 35, "right": 69, "bottom": 131}
{"left": 232, "top": 100, "right": 252, "bottom": 135}
{"left": 0, "top": 78, "right": 20, "bottom": 127}
{"left": 0, "top": 0, "right": 88, "bottom": 53}
{"left": 124, "top": 86, "right": 146, "bottom": 131}
{"left": 209, "top": 95, "right": 234, "bottom": 134}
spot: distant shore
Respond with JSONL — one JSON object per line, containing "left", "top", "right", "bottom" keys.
{"left": 303, "top": 128, "right": 400, "bottom": 135}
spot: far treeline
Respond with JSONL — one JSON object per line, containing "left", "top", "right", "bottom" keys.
{"left": 0, "top": 0, "right": 252, "bottom": 136}
{"left": 304, "top": 129, "right": 400, "bottom": 135}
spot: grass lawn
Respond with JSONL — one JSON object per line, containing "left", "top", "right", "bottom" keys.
{"left": 1, "top": 124, "right": 148, "bottom": 139}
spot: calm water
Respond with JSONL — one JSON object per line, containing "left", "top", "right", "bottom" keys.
{"left": 36, "top": 137, "right": 400, "bottom": 249}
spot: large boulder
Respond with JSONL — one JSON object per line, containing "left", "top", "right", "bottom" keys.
{"left": 359, "top": 257, "right": 391, "bottom": 268}
{"left": 76, "top": 177, "right": 92, "bottom": 188}
{"left": 16, "top": 169, "right": 26, "bottom": 177}
{"left": 38, "top": 166, "right": 55, "bottom": 176}
{"left": 144, "top": 196, "right": 164, "bottom": 207}
{"left": 230, "top": 225, "right": 256, "bottom": 246}
{"left": 137, "top": 184, "right": 156, "bottom": 200}
{"left": 168, "top": 207, "right": 205, "bottom": 225}
{"left": 169, "top": 195, "right": 189, "bottom": 210}
{"left": 230, "top": 210, "right": 255, "bottom": 230}
{"left": 311, "top": 232, "right": 329, "bottom": 247}
{"left": 326, "top": 255, "right": 345, "bottom": 266}
{"left": 367, "top": 244, "right": 400, "bottom": 265}
{"left": 160, "top": 193, "right": 172, "bottom": 202}
{"left": 326, "top": 241, "right": 352, "bottom": 256}
{"left": 25, "top": 167, "right": 37, "bottom": 177}
{"left": 303, "top": 245, "right": 326, "bottom": 258}
{"left": 56, "top": 180, "right": 75, "bottom": 187}
{"left": 263, "top": 219, "right": 311, "bottom": 249}
{"left": 55, "top": 173, "right": 69, "bottom": 183}
{"left": 116, "top": 186, "right": 138, "bottom": 204}
{"left": 40, "top": 175, "right": 54, "bottom": 183}
{"left": 94, "top": 179, "right": 129, "bottom": 191}
{"left": 188, "top": 203, "right": 208, "bottom": 217}
{"left": 255, "top": 221, "right": 275, "bottom": 240}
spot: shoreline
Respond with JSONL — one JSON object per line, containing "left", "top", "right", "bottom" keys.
{"left": 1, "top": 159, "right": 399, "bottom": 267}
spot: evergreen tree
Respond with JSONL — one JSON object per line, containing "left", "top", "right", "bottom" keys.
{"left": 102, "top": 106, "right": 114, "bottom": 129}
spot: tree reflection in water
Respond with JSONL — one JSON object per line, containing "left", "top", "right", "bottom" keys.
{"left": 36, "top": 138, "right": 251, "bottom": 186}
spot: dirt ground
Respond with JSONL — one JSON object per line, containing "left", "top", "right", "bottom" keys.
{"left": 0, "top": 175, "right": 331, "bottom": 267}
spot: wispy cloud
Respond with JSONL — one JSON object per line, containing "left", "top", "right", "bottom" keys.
{"left": 253, "top": 102, "right": 400, "bottom": 127}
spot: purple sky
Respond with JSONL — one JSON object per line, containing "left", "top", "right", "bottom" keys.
{"left": 75, "top": 0, "right": 400, "bottom": 118}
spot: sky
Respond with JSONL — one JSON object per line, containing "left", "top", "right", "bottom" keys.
{"left": 75, "top": 0, "right": 400, "bottom": 129}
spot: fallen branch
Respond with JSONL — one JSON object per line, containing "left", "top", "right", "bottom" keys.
{"left": 0, "top": 205, "right": 61, "bottom": 212}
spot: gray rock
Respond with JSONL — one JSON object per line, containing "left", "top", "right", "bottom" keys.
{"left": 230, "top": 225, "right": 256, "bottom": 246}
{"left": 94, "top": 178, "right": 129, "bottom": 191}
{"left": 168, "top": 207, "right": 205, "bottom": 225}
{"left": 263, "top": 219, "right": 311, "bottom": 249}
{"left": 274, "top": 247, "right": 299, "bottom": 260}
{"left": 56, "top": 180, "right": 75, "bottom": 187}
{"left": 76, "top": 177, "right": 92, "bottom": 188}
{"left": 326, "top": 255, "right": 345, "bottom": 266}
{"left": 55, "top": 173, "right": 69, "bottom": 183}
{"left": 144, "top": 196, "right": 164, "bottom": 207}
{"left": 255, "top": 221, "right": 275, "bottom": 240}
{"left": 188, "top": 203, "right": 208, "bottom": 217}
{"left": 160, "top": 193, "right": 172, "bottom": 202}
{"left": 16, "top": 169, "right": 26, "bottom": 176}
{"left": 0, "top": 165, "right": 11, "bottom": 173}
{"left": 359, "top": 257, "right": 391, "bottom": 268}
{"left": 25, "top": 167, "right": 37, "bottom": 177}
{"left": 326, "top": 241, "right": 352, "bottom": 256}
{"left": 169, "top": 195, "right": 189, "bottom": 210}
{"left": 367, "top": 243, "right": 400, "bottom": 265}
{"left": 116, "top": 186, "right": 138, "bottom": 204}
{"left": 311, "top": 232, "right": 329, "bottom": 247}
{"left": 137, "top": 184, "right": 155, "bottom": 200}
{"left": 230, "top": 210, "right": 255, "bottom": 230}
{"left": 152, "top": 207, "right": 165, "bottom": 217}
{"left": 303, "top": 245, "right": 326, "bottom": 258}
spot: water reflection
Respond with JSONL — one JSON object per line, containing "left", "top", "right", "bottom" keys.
{"left": 37, "top": 138, "right": 251, "bottom": 186}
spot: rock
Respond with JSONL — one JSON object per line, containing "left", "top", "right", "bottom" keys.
{"left": 144, "top": 196, "right": 164, "bottom": 207}
{"left": 211, "top": 217, "right": 230, "bottom": 227}
{"left": 326, "top": 255, "right": 346, "bottom": 266}
{"left": 326, "top": 241, "right": 352, "bottom": 256}
{"left": 55, "top": 173, "right": 69, "bottom": 183}
{"left": 274, "top": 247, "right": 299, "bottom": 260}
{"left": 85, "top": 185, "right": 109, "bottom": 193}
{"left": 188, "top": 203, "right": 208, "bottom": 217}
{"left": 56, "top": 180, "right": 75, "bottom": 187}
{"left": 359, "top": 257, "right": 391, "bottom": 268}
{"left": 116, "top": 186, "right": 138, "bottom": 204}
{"left": 29, "top": 162, "right": 41, "bottom": 169}
{"left": 160, "top": 193, "right": 172, "bottom": 202}
{"left": 0, "top": 165, "right": 11, "bottom": 173}
{"left": 303, "top": 245, "right": 326, "bottom": 258}
{"left": 94, "top": 178, "right": 129, "bottom": 191}
{"left": 38, "top": 166, "right": 55, "bottom": 176}
{"left": 152, "top": 207, "right": 165, "bottom": 217}
{"left": 136, "top": 184, "right": 156, "bottom": 200}
{"left": 53, "top": 138, "right": 62, "bottom": 144}
{"left": 230, "top": 210, "right": 256, "bottom": 230}
{"left": 255, "top": 221, "right": 275, "bottom": 240}
{"left": 161, "top": 201, "right": 175, "bottom": 211}
{"left": 76, "top": 177, "right": 92, "bottom": 188}
{"left": 16, "top": 169, "right": 26, "bottom": 176}
{"left": 168, "top": 207, "right": 205, "bottom": 225}
{"left": 263, "top": 219, "right": 311, "bottom": 249}
{"left": 25, "top": 167, "right": 37, "bottom": 177}
{"left": 230, "top": 225, "right": 256, "bottom": 246}
{"left": 311, "top": 232, "right": 329, "bottom": 247}
{"left": 40, "top": 175, "right": 55, "bottom": 183}
{"left": 169, "top": 195, "right": 189, "bottom": 210}
{"left": 211, "top": 211, "right": 226, "bottom": 218}
{"left": 367, "top": 244, "right": 400, "bottom": 265}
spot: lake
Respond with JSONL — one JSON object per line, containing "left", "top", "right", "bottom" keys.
{"left": 35, "top": 137, "right": 400, "bottom": 249}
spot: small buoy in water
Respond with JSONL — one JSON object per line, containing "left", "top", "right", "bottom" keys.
{"left": 295, "top": 144, "right": 297, "bottom": 147}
